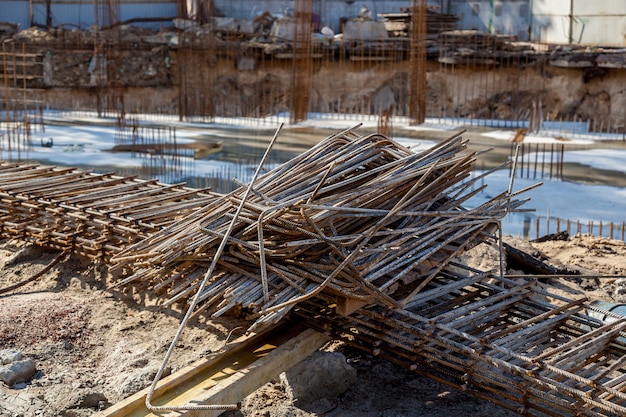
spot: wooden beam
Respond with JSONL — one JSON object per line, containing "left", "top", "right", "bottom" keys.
{"left": 97, "top": 324, "right": 330, "bottom": 417}
{"left": 336, "top": 295, "right": 369, "bottom": 316}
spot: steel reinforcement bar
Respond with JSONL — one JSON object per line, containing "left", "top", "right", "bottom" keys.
{"left": 0, "top": 161, "right": 219, "bottom": 259}
{"left": 295, "top": 268, "right": 626, "bottom": 417}
{"left": 3, "top": 154, "right": 626, "bottom": 416}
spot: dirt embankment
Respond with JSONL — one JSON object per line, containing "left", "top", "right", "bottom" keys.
{"left": 9, "top": 23, "right": 626, "bottom": 124}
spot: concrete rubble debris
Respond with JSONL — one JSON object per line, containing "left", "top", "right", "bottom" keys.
{"left": 0, "top": 357, "right": 36, "bottom": 387}
{"left": 279, "top": 351, "right": 357, "bottom": 404}
{"left": 0, "top": 349, "right": 22, "bottom": 365}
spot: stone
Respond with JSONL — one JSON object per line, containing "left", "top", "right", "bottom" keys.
{"left": 77, "top": 392, "right": 108, "bottom": 409}
{"left": 117, "top": 365, "right": 171, "bottom": 395}
{"left": 279, "top": 351, "right": 356, "bottom": 405}
{"left": 0, "top": 349, "right": 22, "bottom": 365}
{"left": 614, "top": 278, "right": 626, "bottom": 301}
{"left": 0, "top": 358, "right": 37, "bottom": 387}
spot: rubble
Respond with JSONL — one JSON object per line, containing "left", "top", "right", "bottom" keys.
{"left": 0, "top": 9, "right": 558, "bottom": 91}
{"left": 0, "top": 354, "right": 36, "bottom": 387}
{"left": 279, "top": 351, "right": 357, "bottom": 405}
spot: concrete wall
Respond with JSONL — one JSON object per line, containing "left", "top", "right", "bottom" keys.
{"left": 448, "top": 0, "right": 626, "bottom": 46}
{"left": 448, "top": 1, "right": 530, "bottom": 40}
{"left": 1, "top": 0, "right": 177, "bottom": 30}
{"left": 531, "top": 0, "right": 626, "bottom": 45}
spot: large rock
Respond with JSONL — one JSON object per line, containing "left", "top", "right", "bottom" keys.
{"left": 279, "top": 351, "right": 356, "bottom": 405}
{"left": 117, "top": 364, "right": 171, "bottom": 395}
{"left": 0, "top": 358, "right": 37, "bottom": 387}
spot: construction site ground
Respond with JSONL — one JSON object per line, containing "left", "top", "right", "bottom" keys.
{"left": 2, "top": 233, "right": 625, "bottom": 417}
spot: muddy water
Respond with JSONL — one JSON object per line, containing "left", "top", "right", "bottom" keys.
{"left": 25, "top": 120, "right": 626, "bottom": 240}
{"left": 193, "top": 124, "right": 626, "bottom": 190}
{"left": 462, "top": 132, "right": 626, "bottom": 188}
{"left": 192, "top": 126, "right": 323, "bottom": 165}
{"left": 39, "top": 119, "right": 626, "bottom": 192}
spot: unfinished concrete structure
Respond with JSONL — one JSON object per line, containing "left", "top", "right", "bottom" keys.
{"left": 2, "top": 0, "right": 626, "bottom": 139}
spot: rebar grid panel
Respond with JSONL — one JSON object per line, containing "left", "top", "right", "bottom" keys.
{"left": 176, "top": 4, "right": 217, "bottom": 122}
{"left": 0, "top": 162, "right": 218, "bottom": 259}
{"left": 177, "top": 47, "right": 216, "bottom": 122}
{"left": 113, "top": 117, "right": 195, "bottom": 184}
{"left": 294, "top": 269, "right": 626, "bottom": 417}
{"left": 109, "top": 128, "right": 530, "bottom": 332}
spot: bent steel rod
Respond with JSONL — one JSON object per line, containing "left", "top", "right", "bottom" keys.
{"left": 145, "top": 123, "right": 283, "bottom": 413}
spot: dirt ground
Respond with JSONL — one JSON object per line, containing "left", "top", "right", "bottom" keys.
{"left": 1, "top": 233, "right": 625, "bottom": 417}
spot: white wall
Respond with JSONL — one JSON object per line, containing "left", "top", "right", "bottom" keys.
{"left": 531, "top": 0, "right": 626, "bottom": 45}
{"left": 448, "top": 0, "right": 626, "bottom": 46}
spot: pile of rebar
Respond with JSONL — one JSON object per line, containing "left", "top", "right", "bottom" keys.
{"left": 0, "top": 163, "right": 218, "bottom": 259}
{"left": 3, "top": 127, "right": 626, "bottom": 416}
{"left": 298, "top": 266, "right": 626, "bottom": 416}
{"left": 110, "top": 127, "right": 530, "bottom": 331}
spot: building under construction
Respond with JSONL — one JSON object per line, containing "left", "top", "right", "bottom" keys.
{"left": 2, "top": 0, "right": 626, "bottom": 135}
{"left": 2, "top": 2, "right": 626, "bottom": 417}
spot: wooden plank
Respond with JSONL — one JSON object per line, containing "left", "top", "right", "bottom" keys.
{"left": 188, "top": 327, "right": 330, "bottom": 417}
{"left": 336, "top": 295, "right": 369, "bottom": 316}
{"left": 97, "top": 324, "right": 329, "bottom": 417}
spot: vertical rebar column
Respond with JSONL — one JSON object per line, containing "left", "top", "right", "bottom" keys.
{"left": 178, "top": 33, "right": 215, "bottom": 121}
{"left": 290, "top": 0, "right": 313, "bottom": 124}
{"left": 177, "top": 44, "right": 186, "bottom": 121}
{"left": 107, "top": 0, "right": 121, "bottom": 28}
{"left": 202, "top": 10, "right": 216, "bottom": 123}
{"left": 2, "top": 41, "right": 9, "bottom": 139}
{"left": 409, "top": 0, "right": 427, "bottom": 125}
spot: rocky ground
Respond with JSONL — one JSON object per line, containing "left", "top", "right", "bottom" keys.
{"left": 1, "top": 234, "right": 626, "bottom": 417}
